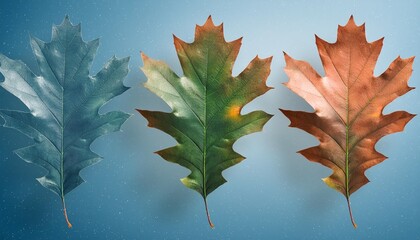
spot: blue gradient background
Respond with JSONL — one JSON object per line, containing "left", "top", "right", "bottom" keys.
{"left": 1, "top": 0, "right": 419, "bottom": 239}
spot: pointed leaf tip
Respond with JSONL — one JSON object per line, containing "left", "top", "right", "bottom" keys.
{"left": 123, "top": 55, "right": 131, "bottom": 63}
{"left": 205, "top": 15, "right": 214, "bottom": 26}
{"left": 173, "top": 34, "right": 185, "bottom": 45}
{"left": 140, "top": 52, "right": 150, "bottom": 62}
{"left": 62, "top": 15, "right": 72, "bottom": 25}
{"left": 283, "top": 52, "right": 293, "bottom": 63}
{"left": 348, "top": 15, "right": 355, "bottom": 23}
{"left": 266, "top": 55, "right": 274, "bottom": 64}
{"left": 344, "top": 15, "right": 359, "bottom": 28}
{"left": 200, "top": 15, "right": 223, "bottom": 31}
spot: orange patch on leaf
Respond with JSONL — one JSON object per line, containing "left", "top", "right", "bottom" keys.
{"left": 227, "top": 106, "right": 241, "bottom": 119}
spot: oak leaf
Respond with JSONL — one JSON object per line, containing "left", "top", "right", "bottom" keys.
{"left": 280, "top": 16, "right": 415, "bottom": 227}
{"left": 138, "top": 16, "right": 273, "bottom": 228}
{"left": 0, "top": 16, "right": 130, "bottom": 228}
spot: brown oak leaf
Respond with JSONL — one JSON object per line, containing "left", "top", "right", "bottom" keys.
{"left": 280, "top": 16, "right": 415, "bottom": 228}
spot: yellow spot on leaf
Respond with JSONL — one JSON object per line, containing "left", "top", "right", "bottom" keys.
{"left": 227, "top": 106, "right": 241, "bottom": 119}
{"left": 322, "top": 177, "right": 343, "bottom": 194}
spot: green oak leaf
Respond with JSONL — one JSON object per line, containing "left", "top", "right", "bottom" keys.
{"left": 0, "top": 16, "right": 130, "bottom": 228}
{"left": 138, "top": 16, "right": 273, "bottom": 228}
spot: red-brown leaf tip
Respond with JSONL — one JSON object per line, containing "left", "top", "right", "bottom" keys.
{"left": 172, "top": 34, "right": 180, "bottom": 42}
{"left": 373, "top": 37, "right": 385, "bottom": 46}
{"left": 407, "top": 56, "right": 416, "bottom": 62}
{"left": 204, "top": 15, "right": 215, "bottom": 27}
{"left": 340, "top": 15, "right": 360, "bottom": 31}
{"left": 199, "top": 15, "right": 223, "bottom": 33}
{"left": 230, "top": 36, "right": 243, "bottom": 45}
{"left": 140, "top": 52, "right": 150, "bottom": 62}
{"left": 266, "top": 55, "right": 274, "bottom": 64}
{"left": 361, "top": 22, "right": 366, "bottom": 31}
{"left": 347, "top": 15, "right": 356, "bottom": 26}
{"left": 283, "top": 52, "right": 293, "bottom": 64}
{"left": 173, "top": 34, "right": 186, "bottom": 51}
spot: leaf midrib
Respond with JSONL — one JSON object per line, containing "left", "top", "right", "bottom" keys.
{"left": 176, "top": 41, "right": 210, "bottom": 195}
{"left": 203, "top": 47, "right": 209, "bottom": 198}
{"left": 58, "top": 25, "right": 71, "bottom": 200}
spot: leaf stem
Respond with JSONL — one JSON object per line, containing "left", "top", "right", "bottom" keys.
{"left": 62, "top": 198, "right": 72, "bottom": 228}
{"left": 346, "top": 197, "right": 357, "bottom": 228}
{"left": 204, "top": 198, "right": 214, "bottom": 229}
